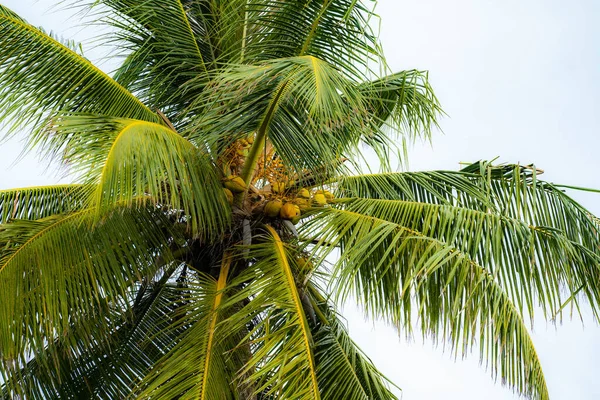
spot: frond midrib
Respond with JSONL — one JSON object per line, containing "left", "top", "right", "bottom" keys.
{"left": 266, "top": 225, "right": 321, "bottom": 399}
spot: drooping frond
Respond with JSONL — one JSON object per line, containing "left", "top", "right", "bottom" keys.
{"left": 0, "top": 206, "right": 174, "bottom": 372}
{"left": 39, "top": 114, "right": 230, "bottom": 237}
{"left": 135, "top": 255, "right": 240, "bottom": 399}
{"left": 0, "top": 266, "right": 185, "bottom": 398}
{"left": 0, "top": 184, "right": 91, "bottom": 223}
{"left": 306, "top": 282, "right": 400, "bottom": 400}
{"left": 223, "top": 228, "right": 321, "bottom": 399}
{"left": 0, "top": 5, "right": 158, "bottom": 139}
{"left": 338, "top": 197, "right": 600, "bottom": 320}
{"left": 303, "top": 207, "right": 550, "bottom": 400}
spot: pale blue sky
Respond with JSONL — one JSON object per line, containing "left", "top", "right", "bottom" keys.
{"left": 1, "top": 1, "right": 599, "bottom": 399}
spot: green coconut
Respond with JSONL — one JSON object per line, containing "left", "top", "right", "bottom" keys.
{"left": 264, "top": 199, "right": 283, "bottom": 217}
{"left": 223, "top": 175, "right": 247, "bottom": 193}
{"left": 223, "top": 188, "right": 234, "bottom": 205}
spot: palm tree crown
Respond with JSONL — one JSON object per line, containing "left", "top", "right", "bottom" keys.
{"left": 1, "top": 2, "right": 599, "bottom": 399}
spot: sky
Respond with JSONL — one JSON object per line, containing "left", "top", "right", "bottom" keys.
{"left": 1, "top": 1, "right": 599, "bottom": 399}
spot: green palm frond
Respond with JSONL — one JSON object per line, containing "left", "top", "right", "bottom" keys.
{"left": 307, "top": 282, "right": 400, "bottom": 400}
{"left": 339, "top": 197, "right": 600, "bottom": 319}
{"left": 89, "top": 0, "right": 211, "bottom": 117}
{"left": 358, "top": 71, "right": 442, "bottom": 167}
{"left": 337, "top": 162, "right": 600, "bottom": 257}
{"left": 0, "top": 266, "right": 185, "bottom": 398}
{"left": 135, "top": 255, "right": 240, "bottom": 399}
{"left": 190, "top": 56, "right": 377, "bottom": 179}
{"left": 0, "top": 184, "right": 91, "bottom": 223}
{"left": 39, "top": 114, "right": 230, "bottom": 237}
{"left": 304, "top": 207, "right": 550, "bottom": 399}
{"left": 223, "top": 227, "right": 320, "bottom": 399}
{"left": 243, "top": 0, "right": 383, "bottom": 81}
{"left": 0, "top": 5, "right": 158, "bottom": 140}
{"left": 0, "top": 206, "right": 174, "bottom": 368}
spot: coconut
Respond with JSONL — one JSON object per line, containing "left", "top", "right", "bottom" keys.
{"left": 223, "top": 175, "right": 247, "bottom": 193}
{"left": 271, "top": 182, "right": 286, "bottom": 194}
{"left": 315, "top": 189, "right": 334, "bottom": 201}
{"left": 291, "top": 214, "right": 301, "bottom": 225}
{"left": 297, "top": 188, "right": 311, "bottom": 199}
{"left": 223, "top": 188, "right": 234, "bottom": 204}
{"left": 313, "top": 193, "right": 327, "bottom": 207}
{"left": 280, "top": 203, "right": 300, "bottom": 220}
{"left": 294, "top": 198, "right": 309, "bottom": 211}
{"left": 264, "top": 199, "right": 283, "bottom": 217}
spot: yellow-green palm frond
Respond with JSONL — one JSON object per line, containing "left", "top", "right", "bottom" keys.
{"left": 306, "top": 281, "right": 400, "bottom": 400}
{"left": 39, "top": 114, "right": 230, "bottom": 237}
{"left": 0, "top": 5, "right": 158, "bottom": 142}
{"left": 134, "top": 256, "right": 240, "bottom": 399}
{"left": 222, "top": 228, "right": 320, "bottom": 399}
{"left": 0, "top": 206, "right": 175, "bottom": 373}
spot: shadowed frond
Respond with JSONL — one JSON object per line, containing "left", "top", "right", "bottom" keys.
{"left": 39, "top": 114, "right": 231, "bottom": 237}
{"left": 303, "top": 207, "right": 550, "bottom": 400}
{"left": 0, "top": 266, "right": 186, "bottom": 398}
{"left": 0, "top": 184, "right": 91, "bottom": 223}
{"left": 135, "top": 255, "right": 240, "bottom": 399}
{"left": 0, "top": 5, "right": 158, "bottom": 140}
{"left": 0, "top": 206, "right": 174, "bottom": 371}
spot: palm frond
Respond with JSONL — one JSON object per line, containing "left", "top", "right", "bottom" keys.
{"left": 135, "top": 255, "right": 240, "bottom": 399}
{"left": 304, "top": 207, "right": 550, "bottom": 400}
{"left": 307, "top": 282, "right": 400, "bottom": 400}
{"left": 223, "top": 228, "right": 321, "bottom": 399}
{"left": 337, "top": 162, "right": 600, "bottom": 262}
{"left": 189, "top": 56, "right": 375, "bottom": 180}
{"left": 0, "top": 5, "right": 158, "bottom": 140}
{"left": 89, "top": 0, "right": 211, "bottom": 117}
{"left": 0, "top": 206, "right": 174, "bottom": 369}
{"left": 0, "top": 184, "right": 91, "bottom": 223}
{"left": 243, "top": 0, "right": 383, "bottom": 81}
{"left": 0, "top": 266, "right": 185, "bottom": 398}
{"left": 39, "top": 114, "right": 230, "bottom": 237}
{"left": 358, "top": 71, "right": 443, "bottom": 167}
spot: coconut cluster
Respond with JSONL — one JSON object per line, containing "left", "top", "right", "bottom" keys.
{"left": 263, "top": 182, "right": 334, "bottom": 224}
{"left": 219, "top": 167, "right": 334, "bottom": 225}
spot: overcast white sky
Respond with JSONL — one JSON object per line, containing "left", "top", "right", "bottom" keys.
{"left": 1, "top": 1, "right": 599, "bottom": 399}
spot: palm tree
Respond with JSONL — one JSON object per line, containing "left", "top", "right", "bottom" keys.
{"left": 1, "top": 1, "right": 599, "bottom": 399}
